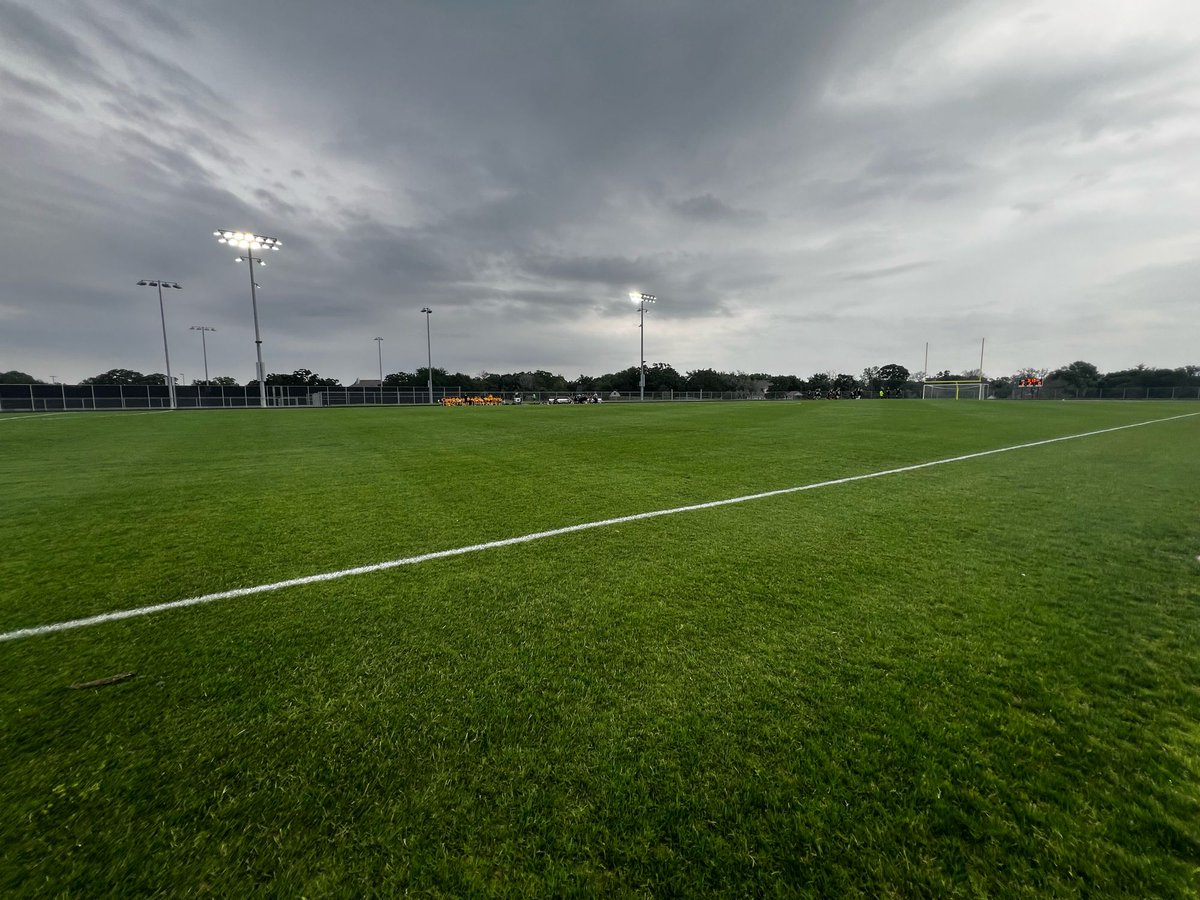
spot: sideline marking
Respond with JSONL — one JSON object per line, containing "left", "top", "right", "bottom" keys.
{"left": 2, "top": 411, "right": 1197, "bottom": 643}
{"left": 0, "top": 411, "right": 170, "bottom": 424}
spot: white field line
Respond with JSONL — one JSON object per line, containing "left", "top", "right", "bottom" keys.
{"left": 2, "top": 411, "right": 1196, "bottom": 643}
{"left": 0, "top": 411, "right": 170, "bottom": 424}
{"left": 0, "top": 412, "right": 89, "bottom": 423}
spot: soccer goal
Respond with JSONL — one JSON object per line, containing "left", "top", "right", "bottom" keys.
{"left": 922, "top": 380, "right": 986, "bottom": 400}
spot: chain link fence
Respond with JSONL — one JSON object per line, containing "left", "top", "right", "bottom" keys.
{"left": 2, "top": 383, "right": 1198, "bottom": 411}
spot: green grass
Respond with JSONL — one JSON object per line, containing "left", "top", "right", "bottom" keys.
{"left": 2, "top": 401, "right": 1199, "bottom": 896}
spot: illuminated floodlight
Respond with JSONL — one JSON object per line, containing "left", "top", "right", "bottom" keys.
{"left": 630, "top": 290, "right": 658, "bottom": 401}
{"left": 214, "top": 227, "right": 282, "bottom": 408}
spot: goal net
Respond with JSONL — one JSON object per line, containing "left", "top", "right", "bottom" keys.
{"left": 922, "top": 380, "right": 985, "bottom": 400}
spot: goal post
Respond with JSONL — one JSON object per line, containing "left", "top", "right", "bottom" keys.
{"left": 921, "top": 380, "right": 986, "bottom": 400}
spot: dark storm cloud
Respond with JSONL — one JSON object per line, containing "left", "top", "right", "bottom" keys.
{"left": 523, "top": 254, "right": 663, "bottom": 288}
{"left": 1, "top": 1, "right": 1197, "bottom": 382}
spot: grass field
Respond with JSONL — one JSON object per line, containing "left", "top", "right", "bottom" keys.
{"left": 2, "top": 400, "right": 1199, "bottom": 896}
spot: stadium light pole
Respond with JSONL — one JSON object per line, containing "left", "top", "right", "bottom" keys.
{"left": 213, "top": 229, "right": 281, "bottom": 408}
{"left": 374, "top": 336, "right": 384, "bottom": 400}
{"left": 978, "top": 337, "right": 987, "bottom": 400}
{"left": 420, "top": 307, "right": 434, "bottom": 404}
{"left": 136, "top": 280, "right": 181, "bottom": 410}
{"left": 190, "top": 325, "right": 216, "bottom": 383}
{"left": 630, "top": 291, "right": 656, "bottom": 401}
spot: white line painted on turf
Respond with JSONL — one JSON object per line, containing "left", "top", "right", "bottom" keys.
{"left": 2, "top": 410, "right": 1197, "bottom": 643}
{"left": 0, "top": 411, "right": 171, "bottom": 424}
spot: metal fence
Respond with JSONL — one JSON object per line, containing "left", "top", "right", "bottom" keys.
{"left": 3, "top": 383, "right": 1198, "bottom": 411}
{"left": 1005, "top": 387, "right": 1200, "bottom": 401}
{"left": 0, "top": 385, "right": 797, "bottom": 410}
{"left": 0, "top": 383, "right": 461, "bottom": 410}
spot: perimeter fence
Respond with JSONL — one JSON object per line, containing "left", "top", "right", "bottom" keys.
{"left": 2, "top": 383, "right": 1198, "bottom": 411}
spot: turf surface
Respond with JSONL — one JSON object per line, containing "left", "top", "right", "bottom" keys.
{"left": 2, "top": 401, "right": 1198, "bottom": 895}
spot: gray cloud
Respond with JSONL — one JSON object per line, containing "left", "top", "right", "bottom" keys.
{"left": 1, "top": 0, "right": 1198, "bottom": 383}
{"left": 838, "top": 261, "right": 934, "bottom": 282}
{"left": 670, "top": 194, "right": 764, "bottom": 224}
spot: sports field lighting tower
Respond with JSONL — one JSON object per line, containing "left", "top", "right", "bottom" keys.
{"left": 213, "top": 229, "right": 281, "bottom": 408}
{"left": 190, "top": 325, "right": 216, "bottom": 383}
{"left": 136, "top": 279, "right": 181, "bottom": 410}
{"left": 420, "top": 307, "right": 434, "bottom": 405}
{"left": 374, "top": 336, "right": 384, "bottom": 398}
{"left": 630, "top": 291, "right": 656, "bottom": 401}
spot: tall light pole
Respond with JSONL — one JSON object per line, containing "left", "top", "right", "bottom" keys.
{"left": 630, "top": 291, "right": 656, "bottom": 401}
{"left": 213, "top": 229, "right": 281, "bottom": 408}
{"left": 374, "top": 336, "right": 384, "bottom": 397}
{"left": 190, "top": 325, "right": 216, "bottom": 383}
{"left": 979, "top": 337, "right": 987, "bottom": 400}
{"left": 137, "top": 279, "right": 181, "bottom": 410}
{"left": 420, "top": 307, "right": 434, "bottom": 405}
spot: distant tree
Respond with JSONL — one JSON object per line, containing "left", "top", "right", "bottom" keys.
{"left": 832, "top": 373, "right": 859, "bottom": 393}
{"left": 476, "top": 371, "right": 502, "bottom": 391}
{"left": 497, "top": 372, "right": 528, "bottom": 391}
{"left": 82, "top": 368, "right": 148, "bottom": 385}
{"left": 265, "top": 369, "right": 341, "bottom": 387}
{"left": 0, "top": 370, "right": 43, "bottom": 384}
{"left": 770, "top": 373, "right": 803, "bottom": 392}
{"left": 685, "top": 368, "right": 735, "bottom": 392}
{"left": 729, "top": 372, "right": 772, "bottom": 397}
{"left": 807, "top": 372, "right": 832, "bottom": 392}
{"left": 603, "top": 366, "right": 643, "bottom": 393}
{"left": 396, "top": 366, "right": 454, "bottom": 389}
{"left": 1101, "top": 365, "right": 1175, "bottom": 389}
{"left": 193, "top": 376, "right": 239, "bottom": 388}
{"left": 877, "top": 364, "right": 909, "bottom": 393}
{"left": 438, "top": 370, "right": 484, "bottom": 390}
{"left": 140, "top": 373, "right": 167, "bottom": 385}
{"left": 525, "top": 370, "right": 568, "bottom": 391}
{"left": 1050, "top": 360, "right": 1100, "bottom": 394}
{"left": 861, "top": 366, "right": 881, "bottom": 392}
{"left": 645, "top": 363, "right": 684, "bottom": 392}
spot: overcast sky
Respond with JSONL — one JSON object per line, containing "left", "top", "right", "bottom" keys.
{"left": 2, "top": 0, "right": 1198, "bottom": 385}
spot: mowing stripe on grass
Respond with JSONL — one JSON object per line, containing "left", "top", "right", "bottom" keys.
{"left": 2, "top": 411, "right": 1196, "bottom": 643}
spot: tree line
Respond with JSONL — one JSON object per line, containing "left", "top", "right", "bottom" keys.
{"left": 4, "top": 361, "right": 1198, "bottom": 395}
